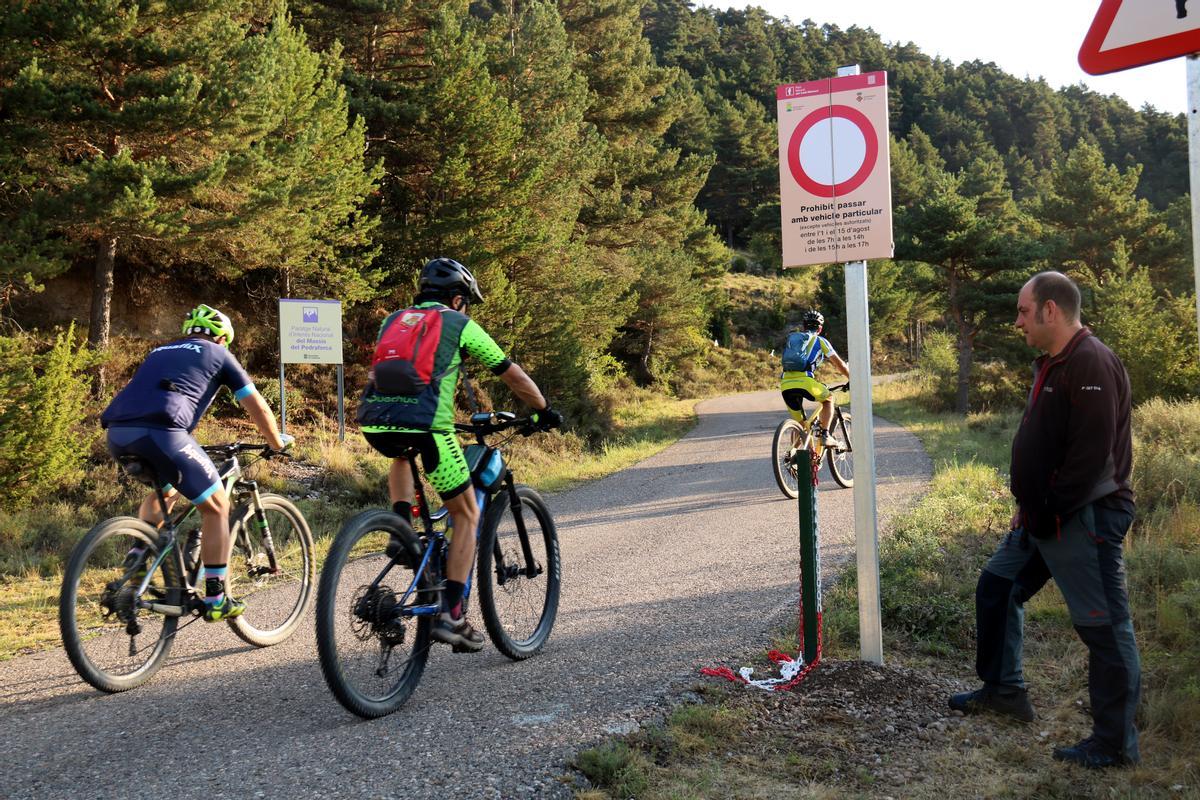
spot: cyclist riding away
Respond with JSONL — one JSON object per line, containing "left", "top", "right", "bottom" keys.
{"left": 357, "top": 257, "right": 562, "bottom": 653}
{"left": 780, "top": 310, "right": 851, "bottom": 446}
{"left": 100, "top": 304, "right": 292, "bottom": 622}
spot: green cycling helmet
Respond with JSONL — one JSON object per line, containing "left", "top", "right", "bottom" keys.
{"left": 182, "top": 304, "right": 235, "bottom": 345}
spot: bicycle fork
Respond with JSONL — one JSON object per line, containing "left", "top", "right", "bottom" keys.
{"left": 502, "top": 473, "right": 541, "bottom": 582}
{"left": 240, "top": 485, "right": 280, "bottom": 577}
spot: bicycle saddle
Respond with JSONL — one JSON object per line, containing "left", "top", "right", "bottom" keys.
{"left": 116, "top": 455, "right": 159, "bottom": 486}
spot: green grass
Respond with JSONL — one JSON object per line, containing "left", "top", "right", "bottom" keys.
{"left": 872, "top": 378, "right": 1020, "bottom": 470}
{"left": 0, "top": 573, "right": 60, "bottom": 657}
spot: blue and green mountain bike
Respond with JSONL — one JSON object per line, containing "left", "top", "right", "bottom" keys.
{"left": 315, "top": 412, "right": 562, "bottom": 718}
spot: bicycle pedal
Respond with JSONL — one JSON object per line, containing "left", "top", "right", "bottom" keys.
{"left": 450, "top": 642, "right": 481, "bottom": 654}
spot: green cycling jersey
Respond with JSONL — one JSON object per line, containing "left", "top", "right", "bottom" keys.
{"left": 361, "top": 301, "right": 510, "bottom": 433}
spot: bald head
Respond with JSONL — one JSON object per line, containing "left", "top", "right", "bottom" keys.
{"left": 1027, "top": 271, "right": 1081, "bottom": 324}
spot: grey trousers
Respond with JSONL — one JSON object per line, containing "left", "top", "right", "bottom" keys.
{"left": 975, "top": 502, "right": 1140, "bottom": 761}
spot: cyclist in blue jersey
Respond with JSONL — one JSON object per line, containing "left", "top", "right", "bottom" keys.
{"left": 101, "top": 304, "right": 292, "bottom": 622}
{"left": 780, "top": 310, "right": 850, "bottom": 445}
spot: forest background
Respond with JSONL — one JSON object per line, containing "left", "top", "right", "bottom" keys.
{"left": 0, "top": 0, "right": 1197, "bottom": 557}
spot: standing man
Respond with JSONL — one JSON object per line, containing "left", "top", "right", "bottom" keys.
{"left": 949, "top": 271, "right": 1140, "bottom": 769}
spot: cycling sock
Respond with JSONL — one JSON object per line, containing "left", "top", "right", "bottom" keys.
{"left": 443, "top": 580, "right": 465, "bottom": 618}
{"left": 204, "top": 564, "right": 228, "bottom": 607}
{"left": 392, "top": 501, "right": 413, "bottom": 527}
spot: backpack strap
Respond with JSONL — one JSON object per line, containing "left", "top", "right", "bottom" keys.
{"left": 460, "top": 351, "right": 481, "bottom": 415}
{"left": 803, "top": 334, "right": 823, "bottom": 372}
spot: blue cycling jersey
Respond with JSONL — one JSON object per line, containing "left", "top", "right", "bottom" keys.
{"left": 101, "top": 337, "right": 255, "bottom": 432}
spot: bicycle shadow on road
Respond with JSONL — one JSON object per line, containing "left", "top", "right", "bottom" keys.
{"left": 0, "top": 643, "right": 255, "bottom": 718}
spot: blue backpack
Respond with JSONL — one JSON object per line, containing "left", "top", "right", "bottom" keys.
{"left": 781, "top": 331, "right": 823, "bottom": 374}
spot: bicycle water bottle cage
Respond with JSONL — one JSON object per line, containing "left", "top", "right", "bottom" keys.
{"left": 465, "top": 444, "right": 506, "bottom": 492}
{"left": 117, "top": 456, "right": 158, "bottom": 487}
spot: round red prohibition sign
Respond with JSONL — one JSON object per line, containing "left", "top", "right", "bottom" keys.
{"left": 787, "top": 104, "right": 878, "bottom": 198}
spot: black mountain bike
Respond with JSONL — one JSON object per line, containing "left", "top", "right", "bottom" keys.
{"left": 59, "top": 443, "right": 315, "bottom": 692}
{"left": 772, "top": 382, "right": 854, "bottom": 497}
{"left": 316, "top": 412, "right": 561, "bottom": 718}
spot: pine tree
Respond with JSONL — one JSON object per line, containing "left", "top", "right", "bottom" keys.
{"left": 701, "top": 89, "right": 775, "bottom": 247}
{"left": 0, "top": 1, "right": 379, "bottom": 383}
{"left": 895, "top": 144, "right": 1041, "bottom": 412}
{"left": 1093, "top": 250, "right": 1200, "bottom": 402}
{"left": 475, "top": 1, "right": 612, "bottom": 399}
{"left": 1038, "top": 141, "right": 1160, "bottom": 285}
{"left": 294, "top": 4, "right": 530, "bottom": 329}
{"left": 561, "top": 0, "right": 725, "bottom": 385}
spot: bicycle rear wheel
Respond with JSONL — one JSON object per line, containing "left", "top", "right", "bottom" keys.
{"left": 316, "top": 509, "right": 433, "bottom": 718}
{"left": 59, "top": 517, "right": 180, "bottom": 692}
{"left": 226, "top": 494, "right": 315, "bottom": 647}
{"left": 771, "top": 418, "right": 805, "bottom": 499}
{"left": 477, "top": 485, "right": 561, "bottom": 660}
{"left": 826, "top": 409, "right": 854, "bottom": 488}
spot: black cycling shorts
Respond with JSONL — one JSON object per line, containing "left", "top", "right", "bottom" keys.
{"left": 363, "top": 430, "right": 471, "bottom": 500}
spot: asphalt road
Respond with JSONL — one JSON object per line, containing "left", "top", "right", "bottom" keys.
{"left": 0, "top": 390, "right": 931, "bottom": 800}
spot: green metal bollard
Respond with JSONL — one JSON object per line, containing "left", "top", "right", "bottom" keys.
{"left": 795, "top": 448, "right": 821, "bottom": 665}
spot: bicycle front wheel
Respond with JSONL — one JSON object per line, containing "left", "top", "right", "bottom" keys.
{"left": 477, "top": 485, "right": 561, "bottom": 660}
{"left": 226, "top": 494, "right": 315, "bottom": 647}
{"left": 771, "top": 418, "right": 805, "bottom": 499}
{"left": 316, "top": 510, "right": 433, "bottom": 718}
{"left": 59, "top": 517, "right": 179, "bottom": 693}
{"left": 826, "top": 409, "right": 854, "bottom": 488}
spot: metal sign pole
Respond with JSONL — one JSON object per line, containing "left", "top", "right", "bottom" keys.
{"left": 279, "top": 362, "right": 287, "bottom": 436}
{"left": 831, "top": 62, "right": 883, "bottom": 665}
{"left": 1188, "top": 55, "right": 1200, "bottom": 353}
{"left": 844, "top": 260, "right": 883, "bottom": 664}
{"left": 337, "top": 364, "right": 345, "bottom": 442}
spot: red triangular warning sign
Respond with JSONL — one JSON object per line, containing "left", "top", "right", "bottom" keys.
{"left": 1080, "top": 0, "right": 1200, "bottom": 75}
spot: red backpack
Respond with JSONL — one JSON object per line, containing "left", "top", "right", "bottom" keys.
{"left": 370, "top": 307, "right": 445, "bottom": 395}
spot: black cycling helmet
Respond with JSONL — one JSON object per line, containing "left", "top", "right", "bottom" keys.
{"left": 802, "top": 309, "right": 824, "bottom": 331}
{"left": 419, "top": 257, "right": 484, "bottom": 305}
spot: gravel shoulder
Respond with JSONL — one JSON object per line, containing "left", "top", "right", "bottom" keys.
{"left": 0, "top": 390, "right": 931, "bottom": 800}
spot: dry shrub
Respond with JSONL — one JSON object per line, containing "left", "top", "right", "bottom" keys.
{"left": 1133, "top": 397, "right": 1200, "bottom": 513}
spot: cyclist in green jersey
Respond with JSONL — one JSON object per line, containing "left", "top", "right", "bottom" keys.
{"left": 359, "top": 258, "right": 562, "bottom": 651}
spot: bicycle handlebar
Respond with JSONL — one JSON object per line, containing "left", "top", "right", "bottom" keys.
{"left": 454, "top": 410, "right": 556, "bottom": 438}
{"left": 201, "top": 442, "right": 291, "bottom": 460}
{"left": 827, "top": 381, "right": 851, "bottom": 393}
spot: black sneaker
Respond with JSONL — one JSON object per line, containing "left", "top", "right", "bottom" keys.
{"left": 948, "top": 685, "right": 1035, "bottom": 722}
{"left": 1052, "top": 737, "right": 1129, "bottom": 769}
{"left": 431, "top": 611, "right": 484, "bottom": 652}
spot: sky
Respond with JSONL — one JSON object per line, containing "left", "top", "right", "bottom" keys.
{"left": 699, "top": 1, "right": 1189, "bottom": 116}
